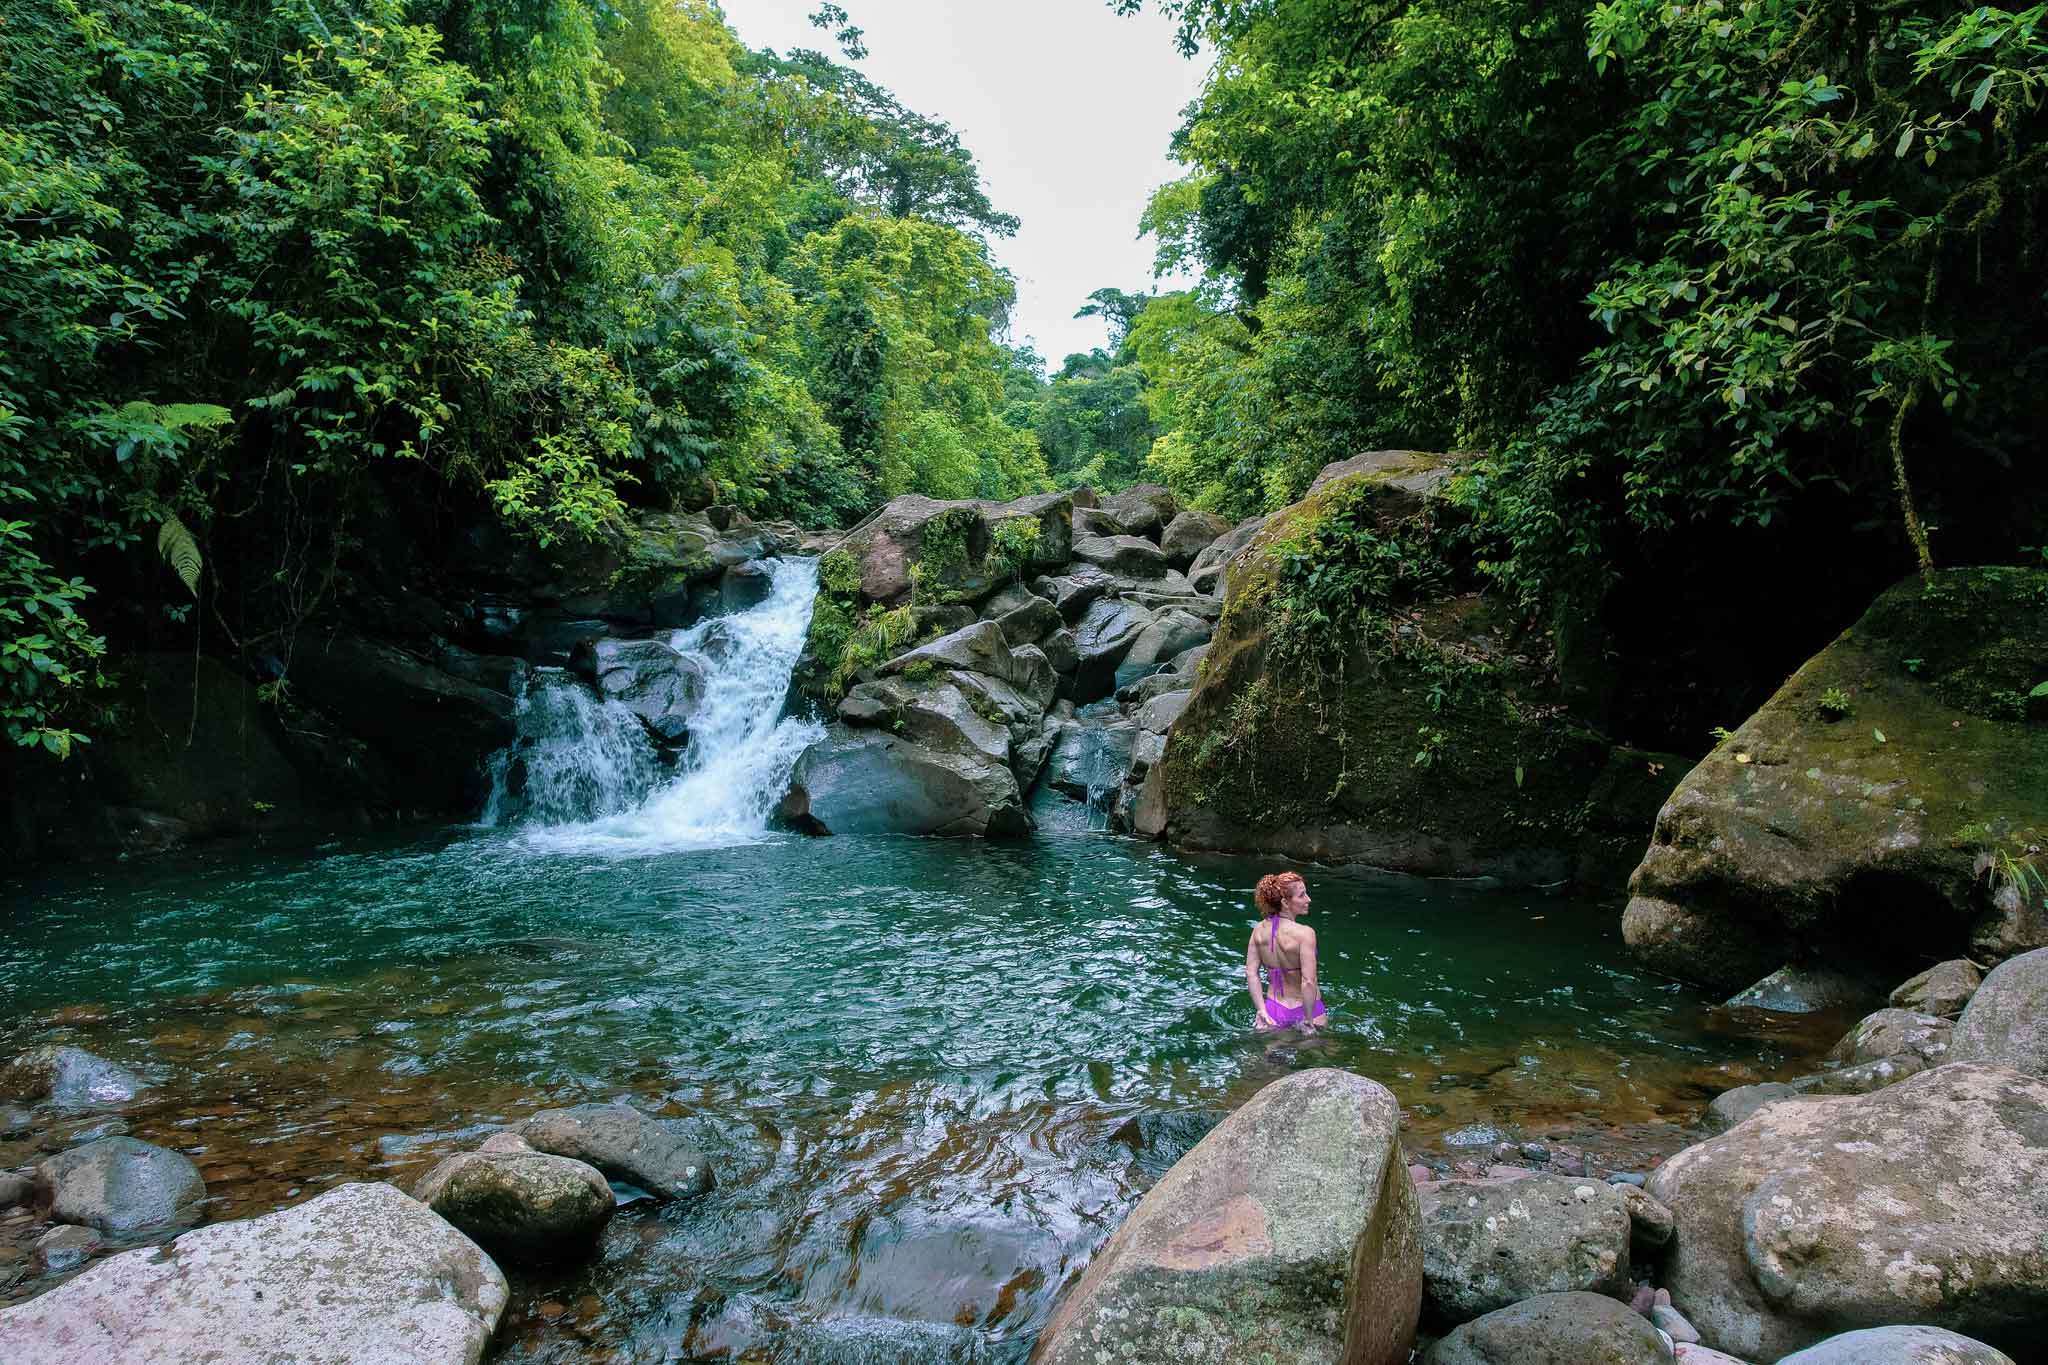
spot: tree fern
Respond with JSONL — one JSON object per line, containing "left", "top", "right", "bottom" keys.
{"left": 157, "top": 515, "right": 202, "bottom": 597}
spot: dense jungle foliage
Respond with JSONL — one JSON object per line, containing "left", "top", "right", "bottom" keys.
{"left": 7, "top": 0, "right": 2046, "bottom": 758}
{"left": 0, "top": 0, "right": 1136, "bottom": 753}
{"left": 1111, "top": 0, "right": 2048, "bottom": 657}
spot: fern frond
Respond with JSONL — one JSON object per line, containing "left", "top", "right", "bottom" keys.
{"left": 117, "top": 402, "right": 232, "bottom": 431}
{"left": 157, "top": 515, "right": 202, "bottom": 597}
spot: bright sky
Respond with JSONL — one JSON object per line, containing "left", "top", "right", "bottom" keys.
{"left": 719, "top": 0, "right": 1209, "bottom": 369}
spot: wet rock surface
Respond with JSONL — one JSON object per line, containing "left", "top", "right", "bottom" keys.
{"left": 1775, "top": 1324, "right": 2017, "bottom": 1364}
{"left": 1623, "top": 568, "right": 2048, "bottom": 992}
{"left": 0, "top": 1181, "right": 507, "bottom": 1365}
{"left": 0, "top": 1046, "right": 145, "bottom": 1110}
{"left": 36, "top": 1136, "right": 204, "bottom": 1234}
{"left": 1420, "top": 1290, "right": 1675, "bottom": 1365}
{"left": 1032, "top": 1068, "right": 1421, "bottom": 1365}
{"left": 1647, "top": 1062, "right": 2048, "bottom": 1360}
{"left": 1418, "top": 1174, "right": 1633, "bottom": 1328}
{"left": 412, "top": 1131, "right": 615, "bottom": 1264}
{"left": 1948, "top": 946, "right": 2048, "bottom": 1075}
{"left": 516, "top": 1102, "right": 713, "bottom": 1201}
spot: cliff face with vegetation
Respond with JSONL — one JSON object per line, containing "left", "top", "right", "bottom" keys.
{"left": 1151, "top": 454, "right": 1677, "bottom": 884}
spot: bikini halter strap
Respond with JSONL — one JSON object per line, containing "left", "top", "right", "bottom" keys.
{"left": 1266, "top": 914, "right": 1286, "bottom": 986}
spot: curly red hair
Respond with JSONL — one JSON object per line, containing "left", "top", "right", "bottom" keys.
{"left": 1254, "top": 871, "right": 1305, "bottom": 915}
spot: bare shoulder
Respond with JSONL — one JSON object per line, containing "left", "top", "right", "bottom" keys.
{"left": 1293, "top": 922, "right": 1318, "bottom": 947}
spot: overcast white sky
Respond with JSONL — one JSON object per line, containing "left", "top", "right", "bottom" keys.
{"left": 719, "top": 0, "right": 1209, "bottom": 369}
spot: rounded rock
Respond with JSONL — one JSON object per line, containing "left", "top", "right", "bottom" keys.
{"left": 412, "top": 1138, "right": 614, "bottom": 1265}
{"left": 36, "top": 1136, "right": 205, "bottom": 1234}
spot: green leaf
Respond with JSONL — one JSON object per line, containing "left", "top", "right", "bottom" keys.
{"left": 1873, "top": 729, "right": 1887, "bottom": 744}
{"left": 157, "top": 515, "right": 203, "bottom": 598}
{"left": 2029, "top": 681, "right": 2048, "bottom": 698}
{"left": 1971, "top": 74, "right": 1995, "bottom": 112}
{"left": 1514, "top": 764, "right": 1525, "bottom": 789}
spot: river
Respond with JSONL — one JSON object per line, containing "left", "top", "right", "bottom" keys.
{"left": 0, "top": 558, "right": 1832, "bottom": 1361}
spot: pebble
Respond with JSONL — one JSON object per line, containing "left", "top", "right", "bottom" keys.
{"left": 0, "top": 1173, "right": 33, "bottom": 1211}
{"left": 536, "top": 1300, "right": 567, "bottom": 1322}
{"left": 1519, "top": 1141, "right": 1550, "bottom": 1162}
{"left": 1607, "top": 1170, "right": 1648, "bottom": 1186}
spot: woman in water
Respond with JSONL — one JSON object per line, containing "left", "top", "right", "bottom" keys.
{"left": 1246, "top": 871, "right": 1326, "bottom": 1031}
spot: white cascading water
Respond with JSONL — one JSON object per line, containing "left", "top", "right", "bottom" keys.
{"left": 509, "top": 556, "right": 825, "bottom": 854}
{"left": 479, "top": 670, "right": 661, "bottom": 827}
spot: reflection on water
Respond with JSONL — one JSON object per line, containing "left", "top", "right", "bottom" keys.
{"left": 0, "top": 828, "right": 1832, "bottom": 1360}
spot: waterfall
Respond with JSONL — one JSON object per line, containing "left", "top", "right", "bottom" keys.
{"left": 487, "top": 557, "right": 825, "bottom": 854}
{"left": 479, "top": 671, "right": 661, "bottom": 826}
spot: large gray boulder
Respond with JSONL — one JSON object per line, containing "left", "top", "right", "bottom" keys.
{"left": 838, "top": 491, "right": 1075, "bottom": 605}
{"left": 1647, "top": 1063, "right": 2048, "bottom": 1360}
{"left": 1071, "top": 534, "right": 1174, "bottom": 582}
{"left": 1116, "top": 609, "right": 1213, "bottom": 689}
{"left": 1187, "top": 515, "right": 1268, "bottom": 596}
{"left": 1419, "top": 1175, "right": 1634, "bottom": 1327}
{"left": 37, "top": 1136, "right": 205, "bottom": 1234}
{"left": 1890, "top": 959, "right": 1984, "bottom": 1018}
{"left": 1948, "top": 946, "right": 2048, "bottom": 1075}
{"left": 880, "top": 620, "right": 1049, "bottom": 696}
{"left": 992, "top": 593, "right": 1062, "bottom": 647}
{"left": 0, "top": 1046, "right": 145, "bottom": 1109}
{"left": 1159, "top": 509, "right": 1234, "bottom": 568}
{"left": 1071, "top": 598, "right": 1156, "bottom": 701}
{"left": 1036, "top": 565, "right": 1115, "bottom": 622}
{"left": 1623, "top": 568, "right": 2048, "bottom": 992}
{"left": 1704, "top": 1081, "right": 1803, "bottom": 1135}
{"left": 1776, "top": 1325, "right": 2017, "bottom": 1364}
{"left": 1030, "top": 1068, "right": 1420, "bottom": 1365}
{"left": 569, "top": 637, "right": 705, "bottom": 747}
{"left": 1421, "top": 1291, "right": 1674, "bottom": 1365}
{"left": 1822, "top": 1007, "right": 1951, "bottom": 1077}
{"left": 798, "top": 726, "right": 1028, "bottom": 837}
{"left": 516, "top": 1103, "right": 712, "bottom": 1201}
{"left": 1100, "top": 483, "right": 1179, "bottom": 537}
{"left": 839, "top": 675, "right": 1011, "bottom": 768}
{"left": 411, "top": 1132, "right": 614, "bottom": 1265}
{"left": 0, "top": 1181, "right": 506, "bottom": 1365}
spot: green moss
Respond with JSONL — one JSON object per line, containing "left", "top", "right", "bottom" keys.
{"left": 1159, "top": 464, "right": 1604, "bottom": 861}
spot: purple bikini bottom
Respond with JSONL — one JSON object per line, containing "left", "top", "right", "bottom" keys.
{"left": 1262, "top": 997, "right": 1328, "bottom": 1028}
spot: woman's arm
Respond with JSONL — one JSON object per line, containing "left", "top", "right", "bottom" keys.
{"left": 1296, "top": 927, "right": 1322, "bottom": 1033}
{"left": 1245, "top": 932, "right": 1274, "bottom": 1028}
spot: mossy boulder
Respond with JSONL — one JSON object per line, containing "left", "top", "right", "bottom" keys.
{"left": 1152, "top": 454, "right": 1616, "bottom": 883}
{"left": 1624, "top": 567, "right": 2048, "bottom": 992}
{"left": 835, "top": 491, "right": 1075, "bottom": 607}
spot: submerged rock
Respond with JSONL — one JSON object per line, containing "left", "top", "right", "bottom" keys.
{"left": 1031, "top": 1067, "right": 1420, "bottom": 1365}
{"left": 1948, "top": 946, "right": 2048, "bottom": 1075}
{"left": 0, "top": 1181, "right": 507, "bottom": 1364}
{"left": 1420, "top": 1290, "right": 1674, "bottom": 1365}
{"left": 1623, "top": 567, "right": 2048, "bottom": 992}
{"left": 1419, "top": 1174, "right": 1633, "bottom": 1328}
{"left": 0, "top": 1045, "right": 145, "bottom": 1110}
{"left": 412, "top": 1132, "right": 614, "bottom": 1265}
{"left": 1723, "top": 963, "right": 1883, "bottom": 1014}
{"left": 517, "top": 1103, "right": 713, "bottom": 1201}
{"left": 36, "top": 1136, "right": 204, "bottom": 1234}
{"left": 1647, "top": 1063, "right": 2048, "bottom": 1360}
